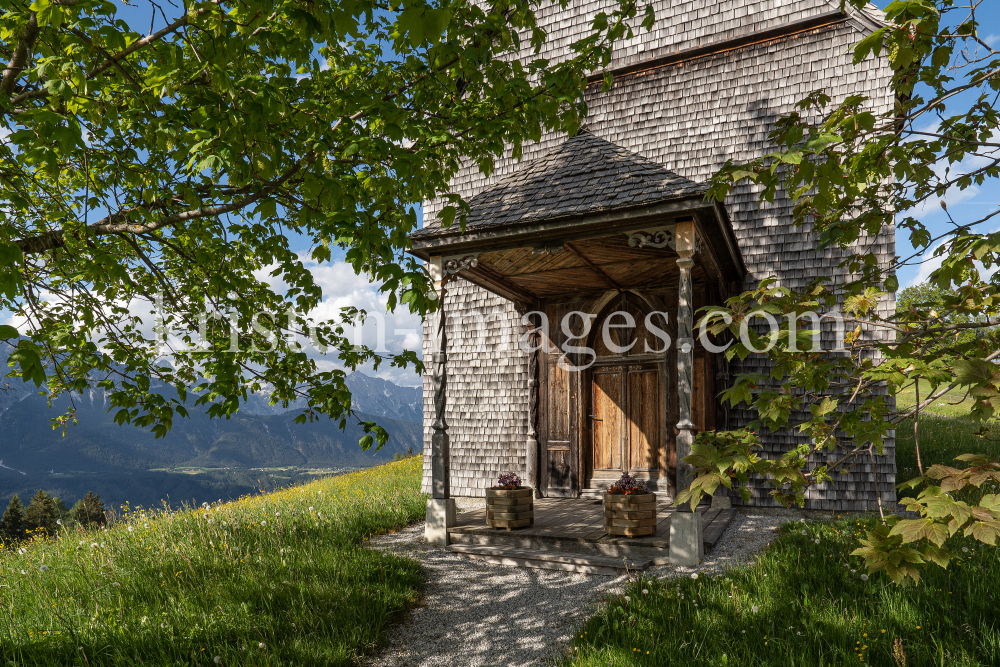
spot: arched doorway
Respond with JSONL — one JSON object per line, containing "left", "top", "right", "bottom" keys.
{"left": 584, "top": 294, "right": 669, "bottom": 490}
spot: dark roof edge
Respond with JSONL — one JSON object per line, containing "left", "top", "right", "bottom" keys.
{"left": 846, "top": 4, "right": 888, "bottom": 35}
{"left": 411, "top": 184, "right": 708, "bottom": 242}
{"left": 585, "top": 10, "right": 849, "bottom": 84}
{"left": 409, "top": 195, "right": 711, "bottom": 258}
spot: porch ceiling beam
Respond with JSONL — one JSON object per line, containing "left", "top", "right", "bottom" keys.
{"left": 564, "top": 241, "right": 623, "bottom": 291}
{"left": 464, "top": 263, "right": 539, "bottom": 308}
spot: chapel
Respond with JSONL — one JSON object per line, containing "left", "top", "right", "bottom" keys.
{"left": 410, "top": 0, "right": 896, "bottom": 520}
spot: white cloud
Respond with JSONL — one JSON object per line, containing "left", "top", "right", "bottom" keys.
{"left": 906, "top": 239, "right": 948, "bottom": 288}
{"left": 901, "top": 123, "right": 998, "bottom": 222}
{"left": 912, "top": 184, "right": 980, "bottom": 218}
{"left": 253, "top": 257, "right": 424, "bottom": 387}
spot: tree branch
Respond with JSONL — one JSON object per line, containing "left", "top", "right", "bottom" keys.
{"left": 8, "top": 5, "right": 213, "bottom": 107}
{"left": 14, "top": 157, "right": 308, "bottom": 254}
{"left": 0, "top": 12, "right": 40, "bottom": 96}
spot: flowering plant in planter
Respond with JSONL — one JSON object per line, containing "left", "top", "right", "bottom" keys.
{"left": 604, "top": 473, "right": 655, "bottom": 536}
{"left": 494, "top": 472, "right": 523, "bottom": 490}
{"left": 487, "top": 473, "right": 533, "bottom": 530}
{"left": 606, "top": 473, "right": 649, "bottom": 495}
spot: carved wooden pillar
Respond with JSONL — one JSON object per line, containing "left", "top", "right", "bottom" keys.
{"left": 429, "top": 257, "right": 450, "bottom": 499}
{"left": 674, "top": 221, "right": 696, "bottom": 511}
{"left": 669, "top": 219, "right": 703, "bottom": 566}
{"left": 526, "top": 322, "right": 540, "bottom": 497}
{"left": 425, "top": 255, "right": 454, "bottom": 545}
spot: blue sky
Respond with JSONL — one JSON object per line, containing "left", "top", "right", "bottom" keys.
{"left": 872, "top": 0, "right": 1000, "bottom": 289}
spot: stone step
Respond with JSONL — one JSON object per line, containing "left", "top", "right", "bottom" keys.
{"left": 447, "top": 528, "right": 670, "bottom": 560}
{"left": 446, "top": 544, "right": 654, "bottom": 575}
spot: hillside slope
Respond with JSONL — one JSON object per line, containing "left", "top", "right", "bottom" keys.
{"left": 243, "top": 372, "right": 421, "bottom": 421}
{"left": 0, "top": 457, "right": 427, "bottom": 666}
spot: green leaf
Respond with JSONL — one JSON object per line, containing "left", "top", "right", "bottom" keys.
{"left": 398, "top": 6, "right": 425, "bottom": 46}
{"left": 641, "top": 4, "right": 655, "bottom": 31}
{"left": 9, "top": 344, "right": 45, "bottom": 387}
{"left": 890, "top": 518, "right": 949, "bottom": 547}
{"left": 921, "top": 544, "right": 951, "bottom": 569}
{"left": 438, "top": 205, "right": 456, "bottom": 228}
{"left": 853, "top": 28, "right": 886, "bottom": 65}
{"left": 195, "top": 155, "right": 225, "bottom": 174}
{"left": 422, "top": 9, "right": 452, "bottom": 43}
{"left": 0, "top": 242, "right": 22, "bottom": 267}
{"left": 385, "top": 124, "right": 404, "bottom": 141}
{"left": 955, "top": 359, "right": 997, "bottom": 386}
{"left": 0, "top": 325, "right": 18, "bottom": 339}
{"left": 29, "top": 0, "right": 61, "bottom": 26}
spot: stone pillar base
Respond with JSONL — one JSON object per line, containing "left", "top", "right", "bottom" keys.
{"left": 669, "top": 511, "right": 704, "bottom": 567}
{"left": 425, "top": 498, "right": 456, "bottom": 546}
{"left": 711, "top": 494, "right": 732, "bottom": 509}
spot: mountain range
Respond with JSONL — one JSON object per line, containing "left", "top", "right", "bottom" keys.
{"left": 242, "top": 372, "right": 422, "bottom": 422}
{"left": 0, "top": 366, "right": 424, "bottom": 510}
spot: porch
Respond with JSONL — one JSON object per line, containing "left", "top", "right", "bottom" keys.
{"left": 445, "top": 498, "right": 736, "bottom": 574}
{"left": 411, "top": 131, "right": 748, "bottom": 566}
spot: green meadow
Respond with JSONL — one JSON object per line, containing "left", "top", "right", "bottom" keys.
{"left": 0, "top": 457, "right": 426, "bottom": 666}
{"left": 894, "top": 379, "right": 999, "bottom": 490}
{"left": 565, "top": 517, "right": 999, "bottom": 666}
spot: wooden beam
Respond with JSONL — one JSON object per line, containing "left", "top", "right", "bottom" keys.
{"left": 564, "top": 241, "right": 623, "bottom": 291}
{"left": 464, "top": 263, "right": 539, "bottom": 308}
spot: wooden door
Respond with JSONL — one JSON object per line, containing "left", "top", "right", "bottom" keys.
{"left": 544, "top": 358, "right": 577, "bottom": 496}
{"left": 587, "top": 364, "right": 660, "bottom": 484}
{"left": 628, "top": 367, "right": 659, "bottom": 470}
{"left": 591, "top": 367, "right": 624, "bottom": 472}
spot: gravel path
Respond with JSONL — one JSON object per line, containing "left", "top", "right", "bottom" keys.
{"left": 363, "top": 504, "right": 815, "bottom": 667}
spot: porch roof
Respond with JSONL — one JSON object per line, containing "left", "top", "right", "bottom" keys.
{"left": 410, "top": 131, "right": 747, "bottom": 306}
{"left": 412, "top": 130, "right": 709, "bottom": 237}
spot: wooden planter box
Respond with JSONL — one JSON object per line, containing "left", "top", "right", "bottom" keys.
{"left": 486, "top": 488, "right": 534, "bottom": 530}
{"left": 604, "top": 492, "right": 656, "bottom": 537}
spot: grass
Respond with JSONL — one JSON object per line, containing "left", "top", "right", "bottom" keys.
{"left": 895, "top": 379, "right": 975, "bottom": 419}
{"left": 0, "top": 456, "right": 427, "bottom": 666}
{"left": 894, "top": 415, "right": 999, "bottom": 488}
{"left": 564, "top": 517, "right": 1000, "bottom": 667}
{"left": 890, "top": 376, "right": 999, "bottom": 494}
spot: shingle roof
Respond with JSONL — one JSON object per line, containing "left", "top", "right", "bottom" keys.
{"left": 413, "top": 130, "right": 708, "bottom": 238}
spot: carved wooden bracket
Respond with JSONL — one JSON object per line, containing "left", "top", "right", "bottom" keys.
{"left": 627, "top": 225, "right": 704, "bottom": 254}
{"left": 627, "top": 226, "right": 675, "bottom": 249}
{"left": 442, "top": 253, "right": 480, "bottom": 276}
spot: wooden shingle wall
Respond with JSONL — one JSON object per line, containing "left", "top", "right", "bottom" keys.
{"left": 420, "top": 280, "right": 530, "bottom": 497}
{"left": 496, "top": 0, "right": 872, "bottom": 74}
{"left": 421, "top": 13, "right": 897, "bottom": 510}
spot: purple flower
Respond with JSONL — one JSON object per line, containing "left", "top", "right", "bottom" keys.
{"left": 607, "top": 473, "right": 648, "bottom": 495}
{"left": 496, "top": 472, "right": 522, "bottom": 489}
